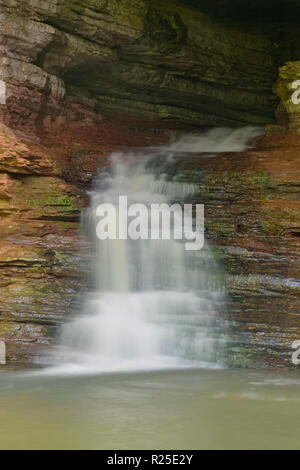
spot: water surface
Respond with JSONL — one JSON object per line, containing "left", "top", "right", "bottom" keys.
{"left": 0, "top": 369, "right": 299, "bottom": 450}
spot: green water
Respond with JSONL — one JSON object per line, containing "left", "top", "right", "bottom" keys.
{"left": 0, "top": 369, "right": 300, "bottom": 450}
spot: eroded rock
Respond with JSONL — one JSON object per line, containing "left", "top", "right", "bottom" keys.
{"left": 0, "top": 0, "right": 290, "bottom": 128}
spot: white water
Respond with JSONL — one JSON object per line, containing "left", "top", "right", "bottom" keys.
{"left": 166, "top": 126, "right": 262, "bottom": 153}
{"left": 49, "top": 127, "right": 262, "bottom": 375}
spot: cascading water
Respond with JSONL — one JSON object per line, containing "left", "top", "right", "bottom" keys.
{"left": 51, "top": 127, "right": 262, "bottom": 374}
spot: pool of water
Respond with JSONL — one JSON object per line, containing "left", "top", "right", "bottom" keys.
{"left": 0, "top": 368, "right": 300, "bottom": 450}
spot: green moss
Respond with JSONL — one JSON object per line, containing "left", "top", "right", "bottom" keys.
{"left": 0, "top": 323, "right": 15, "bottom": 336}
{"left": 26, "top": 194, "right": 76, "bottom": 210}
{"left": 227, "top": 274, "right": 300, "bottom": 297}
{"left": 145, "top": 7, "right": 187, "bottom": 51}
{"left": 143, "top": 0, "right": 198, "bottom": 17}
{"left": 57, "top": 221, "right": 79, "bottom": 229}
{"left": 42, "top": 326, "right": 57, "bottom": 338}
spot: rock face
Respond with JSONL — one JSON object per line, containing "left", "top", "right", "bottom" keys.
{"left": 0, "top": 115, "right": 164, "bottom": 366}
{"left": 275, "top": 61, "right": 300, "bottom": 130}
{"left": 0, "top": 122, "right": 81, "bottom": 365}
{"left": 173, "top": 130, "right": 300, "bottom": 367}
{"left": 0, "top": 0, "right": 294, "bottom": 129}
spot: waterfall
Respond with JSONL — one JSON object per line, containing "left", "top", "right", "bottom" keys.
{"left": 50, "top": 127, "right": 262, "bottom": 375}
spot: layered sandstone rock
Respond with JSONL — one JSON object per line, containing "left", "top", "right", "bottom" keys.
{"left": 0, "top": 0, "right": 289, "bottom": 129}
{"left": 274, "top": 61, "right": 300, "bottom": 130}
{"left": 172, "top": 130, "right": 300, "bottom": 367}
{"left": 0, "top": 114, "right": 165, "bottom": 366}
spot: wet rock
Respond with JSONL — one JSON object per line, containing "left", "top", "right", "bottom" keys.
{"left": 275, "top": 61, "right": 300, "bottom": 130}
{"left": 0, "top": 78, "right": 166, "bottom": 367}
{"left": 0, "top": 123, "right": 86, "bottom": 364}
{"left": 0, "top": 125, "right": 59, "bottom": 175}
{"left": 0, "top": 0, "right": 290, "bottom": 128}
{"left": 173, "top": 132, "right": 300, "bottom": 367}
